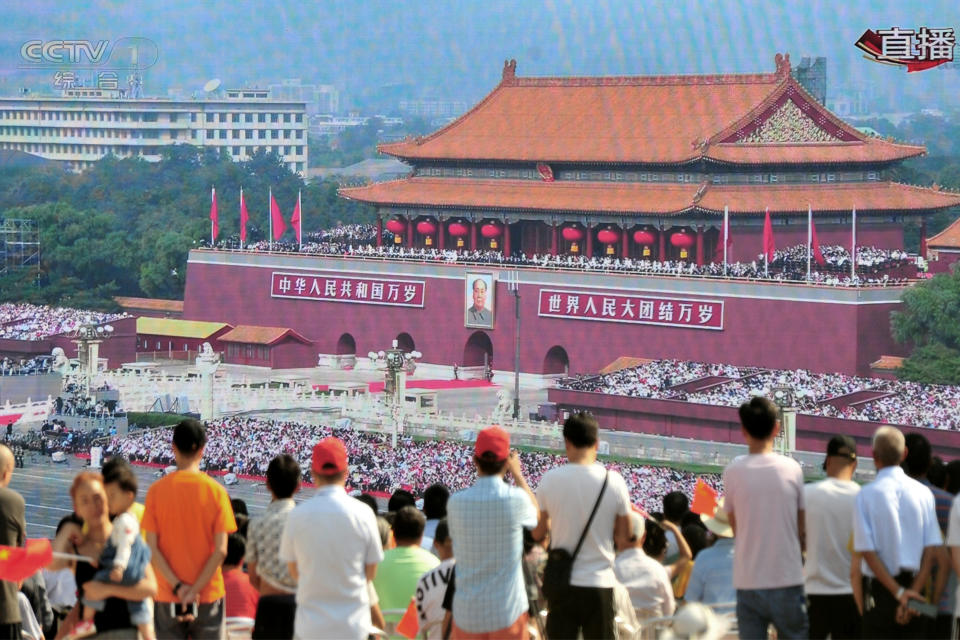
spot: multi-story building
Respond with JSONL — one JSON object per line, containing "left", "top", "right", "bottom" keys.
{"left": 268, "top": 79, "right": 339, "bottom": 115}
{"left": 0, "top": 88, "right": 308, "bottom": 174}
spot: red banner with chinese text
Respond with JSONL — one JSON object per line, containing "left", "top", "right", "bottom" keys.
{"left": 538, "top": 288, "right": 723, "bottom": 330}
{"left": 271, "top": 272, "right": 425, "bottom": 308}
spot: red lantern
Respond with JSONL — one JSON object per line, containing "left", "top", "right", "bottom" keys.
{"left": 561, "top": 227, "right": 583, "bottom": 242}
{"left": 596, "top": 229, "right": 620, "bottom": 244}
{"left": 633, "top": 230, "right": 655, "bottom": 245}
{"left": 385, "top": 219, "right": 406, "bottom": 234}
{"left": 447, "top": 222, "right": 468, "bottom": 237}
{"left": 670, "top": 232, "right": 694, "bottom": 248}
{"left": 480, "top": 223, "right": 502, "bottom": 239}
{"left": 416, "top": 220, "right": 436, "bottom": 235}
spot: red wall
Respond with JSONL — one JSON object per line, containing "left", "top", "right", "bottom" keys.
{"left": 183, "top": 253, "right": 906, "bottom": 376}
{"left": 48, "top": 317, "right": 138, "bottom": 369}
{"left": 549, "top": 389, "right": 960, "bottom": 458}
{"left": 928, "top": 250, "right": 960, "bottom": 274}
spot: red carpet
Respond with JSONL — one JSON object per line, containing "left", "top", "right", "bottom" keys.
{"left": 367, "top": 379, "right": 496, "bottom": 393}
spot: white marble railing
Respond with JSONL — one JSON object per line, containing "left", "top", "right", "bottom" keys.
{"left": 3, "top": 396, "right": 53, "bottom": 427}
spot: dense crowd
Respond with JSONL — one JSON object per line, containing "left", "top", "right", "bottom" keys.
{"left": 199, "top": 234, "right": 914, "bottom": 286}
{"left": 558, "top": 359, "right": 960, "bottom": 430}
{"left": 106, "top": 416, "right": 721, "bottom": 513}
{"left": 0, "top": 303, "right": 125, "bottom": 341}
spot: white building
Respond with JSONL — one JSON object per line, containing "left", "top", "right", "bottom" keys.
{"left": 0, "top": 89, "right": 308, "bottom": 174}
{"left": 268, "top": 79, "right": 339, "bottom": 115}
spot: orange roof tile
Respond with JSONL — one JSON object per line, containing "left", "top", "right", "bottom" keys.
{"left": 599, "top": 357, "right": 654, "bottom": 374}
{"left": 342, "top": 178, "right": 698, "bottom": 214}
{"left": 341, "top": 178, "right": 960, "bottom": 216}
{"left": 219, "top": 325, "right": 310, "bottom": 346}
{"left": 114, "top": 297, "right": 184, "bottom": 312}
{"left": 927, "top": 216, "right": 960, "bottom": 249}
{"left": 870, "top": 356, "right": 904, "bottom": 371}
{"left": 379, "top": 56, "right": 923, "bottom": 166}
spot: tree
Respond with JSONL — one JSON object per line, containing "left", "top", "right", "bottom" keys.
{"left": 891, "top": 266, "right": 960, "bottom": 384}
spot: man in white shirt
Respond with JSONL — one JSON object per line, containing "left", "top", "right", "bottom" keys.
{"left": 279, "top": 437, "right": 384, "bottom": 639}
{"left": 414, "top": 520, "right": 454, "bottom": 639}
{"left": 804, "top": 435, "right": 860, "bottom": 639}
{"left": 614, "top": 510, "right": 675, "bottom": 619}
{"left": 532, "top": 412, "right": 632, "bottom": 639}
{"left": 723, "top": 396, "right": 807, "bottom": 639}
{"left": 854, "top": 426, "right": 941, "bottom": 639}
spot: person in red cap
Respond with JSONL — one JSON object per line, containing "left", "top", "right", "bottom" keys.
{"left": 278, "top": 437, "right": 383, "bottom": 639}
{"left": 445, "top": 425, "right": 538, "bottom": 639}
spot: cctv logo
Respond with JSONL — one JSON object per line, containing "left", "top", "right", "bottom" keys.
{"left": 20, "top": 40, "right": 110, "bottom": 64}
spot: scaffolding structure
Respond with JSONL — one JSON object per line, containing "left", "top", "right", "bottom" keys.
{"left": 0, "top": 218, "right": 40, "bottom": 278}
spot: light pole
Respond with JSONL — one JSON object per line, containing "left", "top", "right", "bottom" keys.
{"left": 504, "top": 270, "right": 521, "bottom": 420}
{"left": 771, "top": 385, "right": 796, "bottom": 456}
{"left": 70, "top": 319, "right": 115, "bottom": 396}
{"left": 368, "top": 340, "right": 422, "bottom": 447}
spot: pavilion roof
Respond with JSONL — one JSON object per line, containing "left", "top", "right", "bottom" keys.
{"left": 379, "top": 54, "right": 923, "bottom": 167}
{"left": 340, "top": 178, "right": 960, "bottom": 217}
{"left": 927, "top": 216, "right": 960, "bottom": 249}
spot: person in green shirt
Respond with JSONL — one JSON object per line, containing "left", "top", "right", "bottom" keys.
{"left": 373, "top": 506, "right": 440, "bottom": 621}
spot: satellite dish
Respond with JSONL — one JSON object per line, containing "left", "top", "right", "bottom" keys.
{"left": 203, "top": 78, "right": 221, "bottom": 93}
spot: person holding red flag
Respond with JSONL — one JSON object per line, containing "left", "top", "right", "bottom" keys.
{"left": 0, "top": 445, "right": 25, "bottom": 639}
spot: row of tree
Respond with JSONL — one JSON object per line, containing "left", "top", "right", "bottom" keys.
{"left": 0, "top": 145, "right": 373, "bottom": 307}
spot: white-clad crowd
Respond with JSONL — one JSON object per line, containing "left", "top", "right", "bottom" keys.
{"left": 558, "top": 359, "right": 960, "bottom": 430}
{"left": 106, "top": 416, "right": 721, "bottom": 514}
{"left": 0, "top": 303, "right": 125, "bottom": 341}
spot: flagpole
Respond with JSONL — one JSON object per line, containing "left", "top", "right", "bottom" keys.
{"left": 210, "top": 186, "right": 215, "bottom": 246}
{"left": 269, "top": 187, "right": 273, "bottom": 252}
{"left": 807, "top": 203, "right": 812, "bottom": 282}
{"left": 240, "top": 186, "right": 244, "bottom": 251}
{"left": 298, "top": 189, "right": 302, "bottom": 252}
{"left": 851, "top": 207, "right": 857, "bottom": 281}
{"left": 723, "top": 205, "right": 729, "bottom": 277}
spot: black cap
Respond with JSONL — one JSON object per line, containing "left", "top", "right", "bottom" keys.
{"left": 826, "top": 435, "right": 857, "bottom": 460}
{"left": 172, "top": 419, "right": 207, "bottom": 455}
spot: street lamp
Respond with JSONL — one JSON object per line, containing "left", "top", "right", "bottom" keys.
{"left": 770, "top": 385, "right": 796, "bottom": 455}
{"left": 502, "top": 271, "right": 521, "bottom": 420}
{"left": 368, "top": 340, "right": 422, "bottom": 447}
{"left": 70, "top": 318, "right": 115, "bottom": 395}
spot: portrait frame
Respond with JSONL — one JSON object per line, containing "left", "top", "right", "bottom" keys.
{"left": 464, "top": 272, "right": 495, "bottom": 329}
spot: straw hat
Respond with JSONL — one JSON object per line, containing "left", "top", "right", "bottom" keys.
{"left": 700, "top": 498, "right": 733, "bottom": 538}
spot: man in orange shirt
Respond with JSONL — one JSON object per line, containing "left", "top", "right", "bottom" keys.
{"left": 142, "top": 419, "right": 237, "bottom": 639}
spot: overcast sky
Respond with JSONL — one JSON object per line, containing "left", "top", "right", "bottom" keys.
{"left": 2, "top": 0, "right": 959, "bottom": 109}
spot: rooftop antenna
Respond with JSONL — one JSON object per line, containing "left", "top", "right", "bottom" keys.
{"left": 128, "top": 44, "right": 143, "bottom": 98}
{"left": 203, "top": 78, "right": 222, "bottom": 95}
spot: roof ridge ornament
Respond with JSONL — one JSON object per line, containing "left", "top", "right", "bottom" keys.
{"left": 775, "top": 53, "right": 791, "bottom": 77}
{"left": 502, "top": 59, "right": 517, "bottom": 83}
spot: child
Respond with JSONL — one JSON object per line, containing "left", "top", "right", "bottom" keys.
{"left": 70, "top": 463, "right": 153, "bottom": 640}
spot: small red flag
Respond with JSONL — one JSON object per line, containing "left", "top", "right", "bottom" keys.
{"left": 690, "top": 479, "right": 719, "bottom": 516}
{"left": 0, "top": 539, "right": 52, "bottom": 582}
{"left": 209, "top": 187, "right": 218, "bottom": 242}
{"left": 810, "top": 217, "right": 825, "bottom": 266}
{"left": 240, "top": 190, "right": 250, "bottom": 245}
{"left": 290, "top": 198, "right": 301, "bottom": 244}
{"left": 270, "top": 193, "right": 287, "bottom": 241}
{"left": 762, "top": 207, "right": 776, "bottom": 261}
{"left": 395, "top": 597, "right": 419, "bottom": 639}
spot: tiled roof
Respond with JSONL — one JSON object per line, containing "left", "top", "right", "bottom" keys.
{"left": 115, "top": 297, "right": 184, "bottom": 312}
{"left": 870, "top": 355, "right": 904, "bottom": 371}
{"left": 341, "top": 178, "right": 960, "bottom": 216}
{"left": 219, "top": 325, "right": 310, "bottom": 346}
{"left": 927, "top": 216, "right": 960, "bottom": 249}
{"left": 599, "top": 357, "right": 654, "bottom": 374}
{"left": 136, "top": 318, "right": 230, "bottom": 339}
{"left": 379, "top": 56, "right": 923, "bottom": 166}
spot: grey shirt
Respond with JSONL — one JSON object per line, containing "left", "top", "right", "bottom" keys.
{"left": 0, "top": 487, "right": 26, "bottom": 624}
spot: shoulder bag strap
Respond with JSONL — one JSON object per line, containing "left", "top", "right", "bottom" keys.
{"left": 571, "top": 469, "right": 609, "bottom": 562}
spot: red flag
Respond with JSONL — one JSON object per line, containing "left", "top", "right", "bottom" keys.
{"left": 396, "top": 597, "right": 419, "bottom": 638}
{"left": 810, "top": 217, "right": 825, "bottom": 266}
{"left": 762, "top": 207, "right": 776, "bottom": 261}
{"left": 209, "top": 187, "right": 218, "bottom": 242}
{"left": 290, "top": 197, "right": 301, "bottom": 244}
{"left": 270, "top": 193, "right": 287, "bottom": 241}
{"left": 690, "top": 479, "right": 719, "bottom": 516}
{"left": 0, "top": 539, "right": 52, "bottom": 582}
{"left": 240, "top": 189, "right": 250, "bottom": 245}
